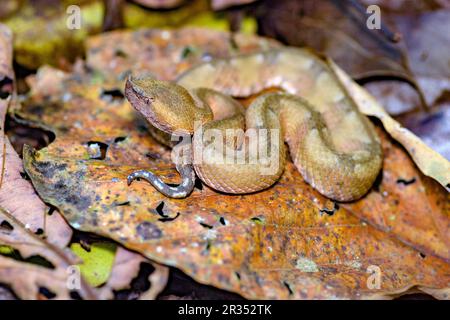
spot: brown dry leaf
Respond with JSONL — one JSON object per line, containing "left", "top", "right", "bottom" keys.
{"left": 0, "top": 255, "right": 84, "bottom": 300}
{"left": 341, "top": 127, "right": 450, "bottom": 261}
{"left": 86, "top": 27, "right": 449, "bottom": 259}
{"left": 364, "top": 7, "right": 450, "bottom": 115}
{"left": 0, "top": 0, "right": 21, "bottom": 20}
{"left": 0, "top": 23, "right": 72, "bottom": 247}
{"left": 254, "top": 0, "right": 450, "bottom": 117}
{"left": 84, "top": 27, "right": 279, "bottom": 90}
{"left": 98, "top": 247, "right": 169, "bottom": 300}
{"left": 0, "top": 207, "right": 99, "bottom": 299}
{"left": 0, "top": 24, "right": 91, "bottom": 300}
{"left": 331, "top": 61, "right": 450, "bottom": 194}
{"left": 0, "top": 188, "right": 167, "bottom": 300}
{"left": 1, "top": 23, "right": 166, "bottom": 300}
{"left": 398, "top": 102, "right": 450, "bottom": 160}
{"left": 0, "top": 207, "right": 79, "bottom": 269}
{"left": 14, "top": 28, "right": 449, "bottom": 299}
{"left": 255, "top": 0, "right": 417, "bottom": 85}
{"left": 359, "top": 0, "right": 449, "bottom": 13}
{"left": 2, "top": 0, "right": 102, "bottom": 69}
{"left": 0, "top": 138, "right": 74, "bottom": 247}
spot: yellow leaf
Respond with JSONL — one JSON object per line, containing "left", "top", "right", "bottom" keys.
{"left": 71, "top": 242, "right": 117, "bottom": 287}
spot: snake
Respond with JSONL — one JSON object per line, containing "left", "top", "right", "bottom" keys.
{"left": 125, "top": 47, "right": 383, "bottom": 202}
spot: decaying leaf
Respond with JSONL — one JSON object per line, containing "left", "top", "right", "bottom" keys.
{"left": 0, "top": 206, "right": 79, "bottom": 269}
{"left": 254, "top": 0, "right": 417, "bottom": 85}
{"left": 84, "top": 27, "right": 279, "bottom": 89}
{"left": 0, "top": 207, "right": 98, "bottom": 299}
{"left": 0, "top": 138, "right": 74, "bottom": 247}
{"left": 14, "top": 28, "right": 449, "bottom": 299}
{"left": 331, "top": 61, "right": 450, "bottom": 193}
{"left": 398, "top": 102, "right": 450, "bottom": 161}
{"left": 0, "top": 23, "right": 88, "bottom": 300}
{"left": 2, "top": 0, "right": 103, "bottom": 69}
{"left": 103, "top": 247, "right": 145, "bottom": 292}
{"left": 0, "top": 255, "right": 83, "bottom": 300}
{"left": 0, "top": 23, "right": 168, "bottom": 300}
{"left": 0, "top": 23, "right": 72, "bottom": 247}
{"left": 70, "top": 240, "right": 169, "bottom": 298}
{"left": 341, "top": 127, "right": 450, "bottom": 261}
{"left": 364, "top": 7, "right": 450, "bottom": 115}
{"left": 359, "top": 0, "right": 449, "bottom": 13}
{"left": 99, "top": 247, "right": 169, "bottom": 300}
{"left": 253, "top": 0, "right": 450, "bottom": 118}
{"left": 0, "top": 0, "right": 22, "bottom": 20}
{"left": 0, "top": 144, "right": 168, "bottom": 299}
{"left": 0, "top": 283, "right": 16, "bottom": 300}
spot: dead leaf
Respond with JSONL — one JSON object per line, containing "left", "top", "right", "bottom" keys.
{"left": 364, "top": 8, "right": 450, "bottom": 115}
{"left": 0, "top": 255, "right": 84, "bottom": 300}
{"left": 254, "top": 0, "right": 417, "bottom": 85}
{"left": 331, "top": 61, "right": 450, "bottom": 193}
{"left": 2, "top": 0, "right": 103, "bottom": 69}
{"left": 0, "top": 138, "right": 74, "bottom": 246}
{"left": 0, "top": 0, "right": 21, "bottom": 20}
{"left": 359, "top": 0, "right": 449, "bottom": 13}
{"left": 0, "top": 283, "right": 16, "bottom": 300}
{"left": 342, "top": 127, "right": 450, "bottom": 261}
{"left": 85, "top": 27, "right": 279, "bottom": 89}
{"left": 0, "top": 207, "right": 98, "bottom": 299}
{"left": 0, "top": 23, "right": 167, "bottom": 300}
{"left": 0, "top": 192, "right": 168, "bottom": 300}
{"left": 0, "top": 23, "right": 90, "bottom": 300}
{"left": 0, "top": 206, "right": 78, "bottom": 268}
{"left": 398, "top": 102, "right": 450, "bottom": 160}
{"left": 0, "top": 23, "right": 72, "bottom": 246}
{"left": 74, "top": 243, "right": 170, "bottom": 299}
{"left": 15, "top": 28, "right": 449, "bottom": 299}
{"left": 100, "top": 247, "right": 169, "bottom": 300}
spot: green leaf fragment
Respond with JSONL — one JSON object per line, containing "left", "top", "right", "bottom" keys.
{"left": 70, "top": 242, "right": 117, "bottom": 287}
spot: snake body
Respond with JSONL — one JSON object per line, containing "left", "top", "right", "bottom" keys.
{"left": 125, "top": 48, "right": 383, "bottom": 201}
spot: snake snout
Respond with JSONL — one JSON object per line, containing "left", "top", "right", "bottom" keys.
{"left": 125, "top": 76, "right": 213, "bottom": 135}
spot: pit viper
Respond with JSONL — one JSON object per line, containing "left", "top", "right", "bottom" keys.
{"left": 125, "top": 47, "right": 383, "bottom": 202}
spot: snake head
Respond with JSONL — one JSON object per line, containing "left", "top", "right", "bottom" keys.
{"left": 125, "top": 76, "right": 212, "bottom": 135}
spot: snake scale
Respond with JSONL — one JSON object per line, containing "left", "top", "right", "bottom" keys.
{"left": 125, "top": 47, "right": 383, "bottom": 202}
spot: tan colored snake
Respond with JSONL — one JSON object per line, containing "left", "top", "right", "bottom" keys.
{"left": 125, "top": 47, "right": 383, "bottom": 201}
